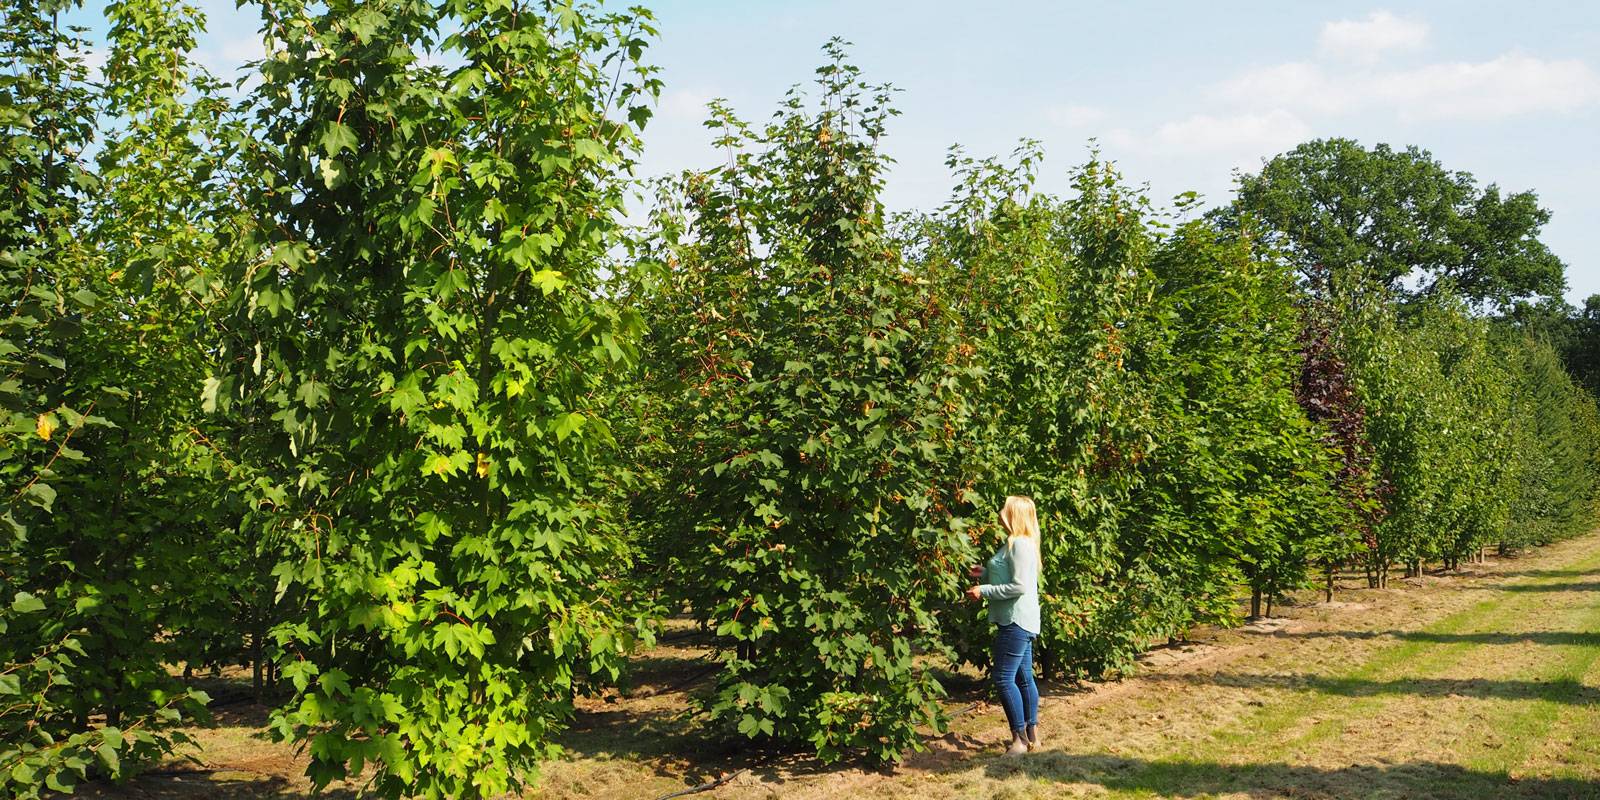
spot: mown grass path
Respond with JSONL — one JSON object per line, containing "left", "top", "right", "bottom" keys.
{"left": 866, "top": 534, "right": 1600, "bottom": 800}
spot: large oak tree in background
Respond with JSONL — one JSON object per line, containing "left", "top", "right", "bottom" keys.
{"left": 1222, "top": 137, "right": 1566, "bottom": 308}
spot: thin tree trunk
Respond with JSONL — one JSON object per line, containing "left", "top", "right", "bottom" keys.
{"left": 252, "top": 626, "right": 265, "bottom": 702}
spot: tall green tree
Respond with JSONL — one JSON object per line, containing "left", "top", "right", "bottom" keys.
{"left": 1343, "top": 294, "right": 1524, "bottom": 580}
{"left": 1135, "top": 217, "right": 1356, "bottom": 620}
{"left": 2, "top": 1, "right": 215, "bottom": 795}
{"left": 909, "top": 149, "right": 1162, "bottom": 679}
{"left": 210, "top": 1, "right": 660, "bottom": 796}
{"left": 1503, "top": 332, "right": 1600, "bottom": 547}
{"left": 1224, "top": 138, "right": 1566, "bottom": 308}
{"left": 629, "top": 46, "right": 978, "bottom": 763}
{"left": 1568, "top": 296, "right": 1600, "bottom": 394}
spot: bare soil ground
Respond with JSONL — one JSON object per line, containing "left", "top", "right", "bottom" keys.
{"left": 77, "top": 534, "right": 1600, "bottom": 799}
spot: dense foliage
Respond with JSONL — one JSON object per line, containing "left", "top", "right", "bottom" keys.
{"left": 897, "top": 152, "right": 1353, "bottom": 678}
{"left": 4, "top": 4, "right": 1600, "bottom": 795}
{"left": 207, "top": 1, "right": 660, "bottom": 796}
{"left": 1133, "top": 218, "right": 1357, "bottom": 622}
{"left": 1224, "top": 137, "right": 1567, "bottom": 308}
{"left": 909, "top": 149, "right": 1158, "bottom": 679}
{"left": 627, "top": 51, "right": 977, "bottom": 762}
{"left": 2, "top": 1, "right": 223, "bottom": 795}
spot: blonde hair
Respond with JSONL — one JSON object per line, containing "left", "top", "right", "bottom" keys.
{"left": 999, "top": 495, "right": 1040, "bottom": 540}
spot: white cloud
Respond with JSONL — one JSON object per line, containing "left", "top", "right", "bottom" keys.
{"left": 1376, "top": 54, "right": 1600, "bottom": 119}
{"left": 1319, "top": 10, "right": 1428, "bottom": 63}
{"left": 1152, "top": 109, "right": 1312, "bottom": 153}
{"left": 1046, "top": 104, "right": 1108, "bottom": 128}
{"left": 196, "top": 34, "right": 266, "bottom": 82}
{"left": 1216, "top": 62, "right": 1349, "bottom": 114}
{"left": 660, "top": 88, "right": 719, "bottom": 122}
{"left": 1217, "top": 53, "right": 1600, "bottom": 121}
{"left": 1106, "top": 109, "right": 1312, "bottom": 164}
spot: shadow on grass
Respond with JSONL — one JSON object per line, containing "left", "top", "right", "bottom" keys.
{"left": 557, "top": 704, "right": 892, "bottom": 787}
{"left": 560, "top": 706, "right": 718, "bottom": 762}
{"left": 1496, "top": 581, "right": 1600, "bottom": 593}
{"left": 1255, "top": 629, "right": 1600, "bottom": 647}
{"left": 615, "top": 652, "right": 720, "bottom": 698}
{"left": 73, "top": 771, "right": 365, "bottom": 800}
{"left": 1493, "top": 568, "right": 1594, "bottom": 579}
{"left": 1144, "top": 671, "right": 1600, "bottom": 704}
{"left": 982, "top": 752, "right": 1600, "bottom": 799}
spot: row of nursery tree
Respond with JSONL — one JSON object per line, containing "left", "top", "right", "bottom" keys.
{"left": 4, "top": 1, "right": 1600, "bottom": 797}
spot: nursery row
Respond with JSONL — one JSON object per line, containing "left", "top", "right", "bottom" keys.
{"left": 3, "top": 1, "right": 1597, "bottom": 798}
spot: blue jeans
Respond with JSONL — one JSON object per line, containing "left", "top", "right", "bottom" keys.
{"left": 992, "top": 623, "right": 1038, "bottom": 734}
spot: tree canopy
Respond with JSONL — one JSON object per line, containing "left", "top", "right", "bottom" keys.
{"left": 1223, "top": 138, "right": 1566, "bottom": 308}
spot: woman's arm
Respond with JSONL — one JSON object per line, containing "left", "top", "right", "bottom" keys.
{"left": 978, "top": 538, "right": 1037, "bottom": 600}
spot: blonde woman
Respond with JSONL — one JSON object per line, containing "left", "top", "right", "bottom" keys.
{"left": 965, "top": 495, "right": 1042, "bottom": 756}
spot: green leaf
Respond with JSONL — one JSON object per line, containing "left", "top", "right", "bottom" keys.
{"left": 23, "top": 482, "right": 56, "bottom": 511}
{"left": 571, "top": 138, "right": 609, "bottom": 163}
{"left": 552, "top": 412, "right": 586, "bottom": 442}
{"left": 321, "top": 121, "right": 358, "bottom": 157}
{"left": 12, "top": 592, "right": 45, "bottom": 614}
{"left": 530, "top": 270, "right": 566, "bottom": 295}
{"left": 320, "top": 157, "right": 345, "bottom": 189}
{"left": 97, "top": 741, "right": 121, "bottom": 775}
{"left": 296, "top": 378, "right": 330, "bottom": 408}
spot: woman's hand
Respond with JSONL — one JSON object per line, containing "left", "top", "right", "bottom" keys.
{"left": 964, "top": 586, "right": 982, "bottom": 601}
{"left": 967, "top": 564, "right": 984, "bottom": 580}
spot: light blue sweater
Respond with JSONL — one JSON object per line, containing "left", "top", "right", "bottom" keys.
{"left": 980, "top": 536, "right": 1041, "bottom": 635}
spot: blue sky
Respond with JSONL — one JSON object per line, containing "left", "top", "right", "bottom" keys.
{"left": 111, "top": 1, "right": 1600, "bottom": 304}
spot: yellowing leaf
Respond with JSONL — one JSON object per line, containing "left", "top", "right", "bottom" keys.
{"left": 530, "top": 270, "right": 567, "bottom": 296}
{"left": 36, "top": 412, "right": 58, "bottom": 441}
{"left": 476, "top": 452, "right": 490, "bottom": 478}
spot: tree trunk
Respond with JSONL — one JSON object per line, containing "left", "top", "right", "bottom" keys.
{"left": 252, "top": 626, "right": 265, "bottom": 702}
{"left": 1250, "top": 589, "right": 1263, "bottom": 619}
